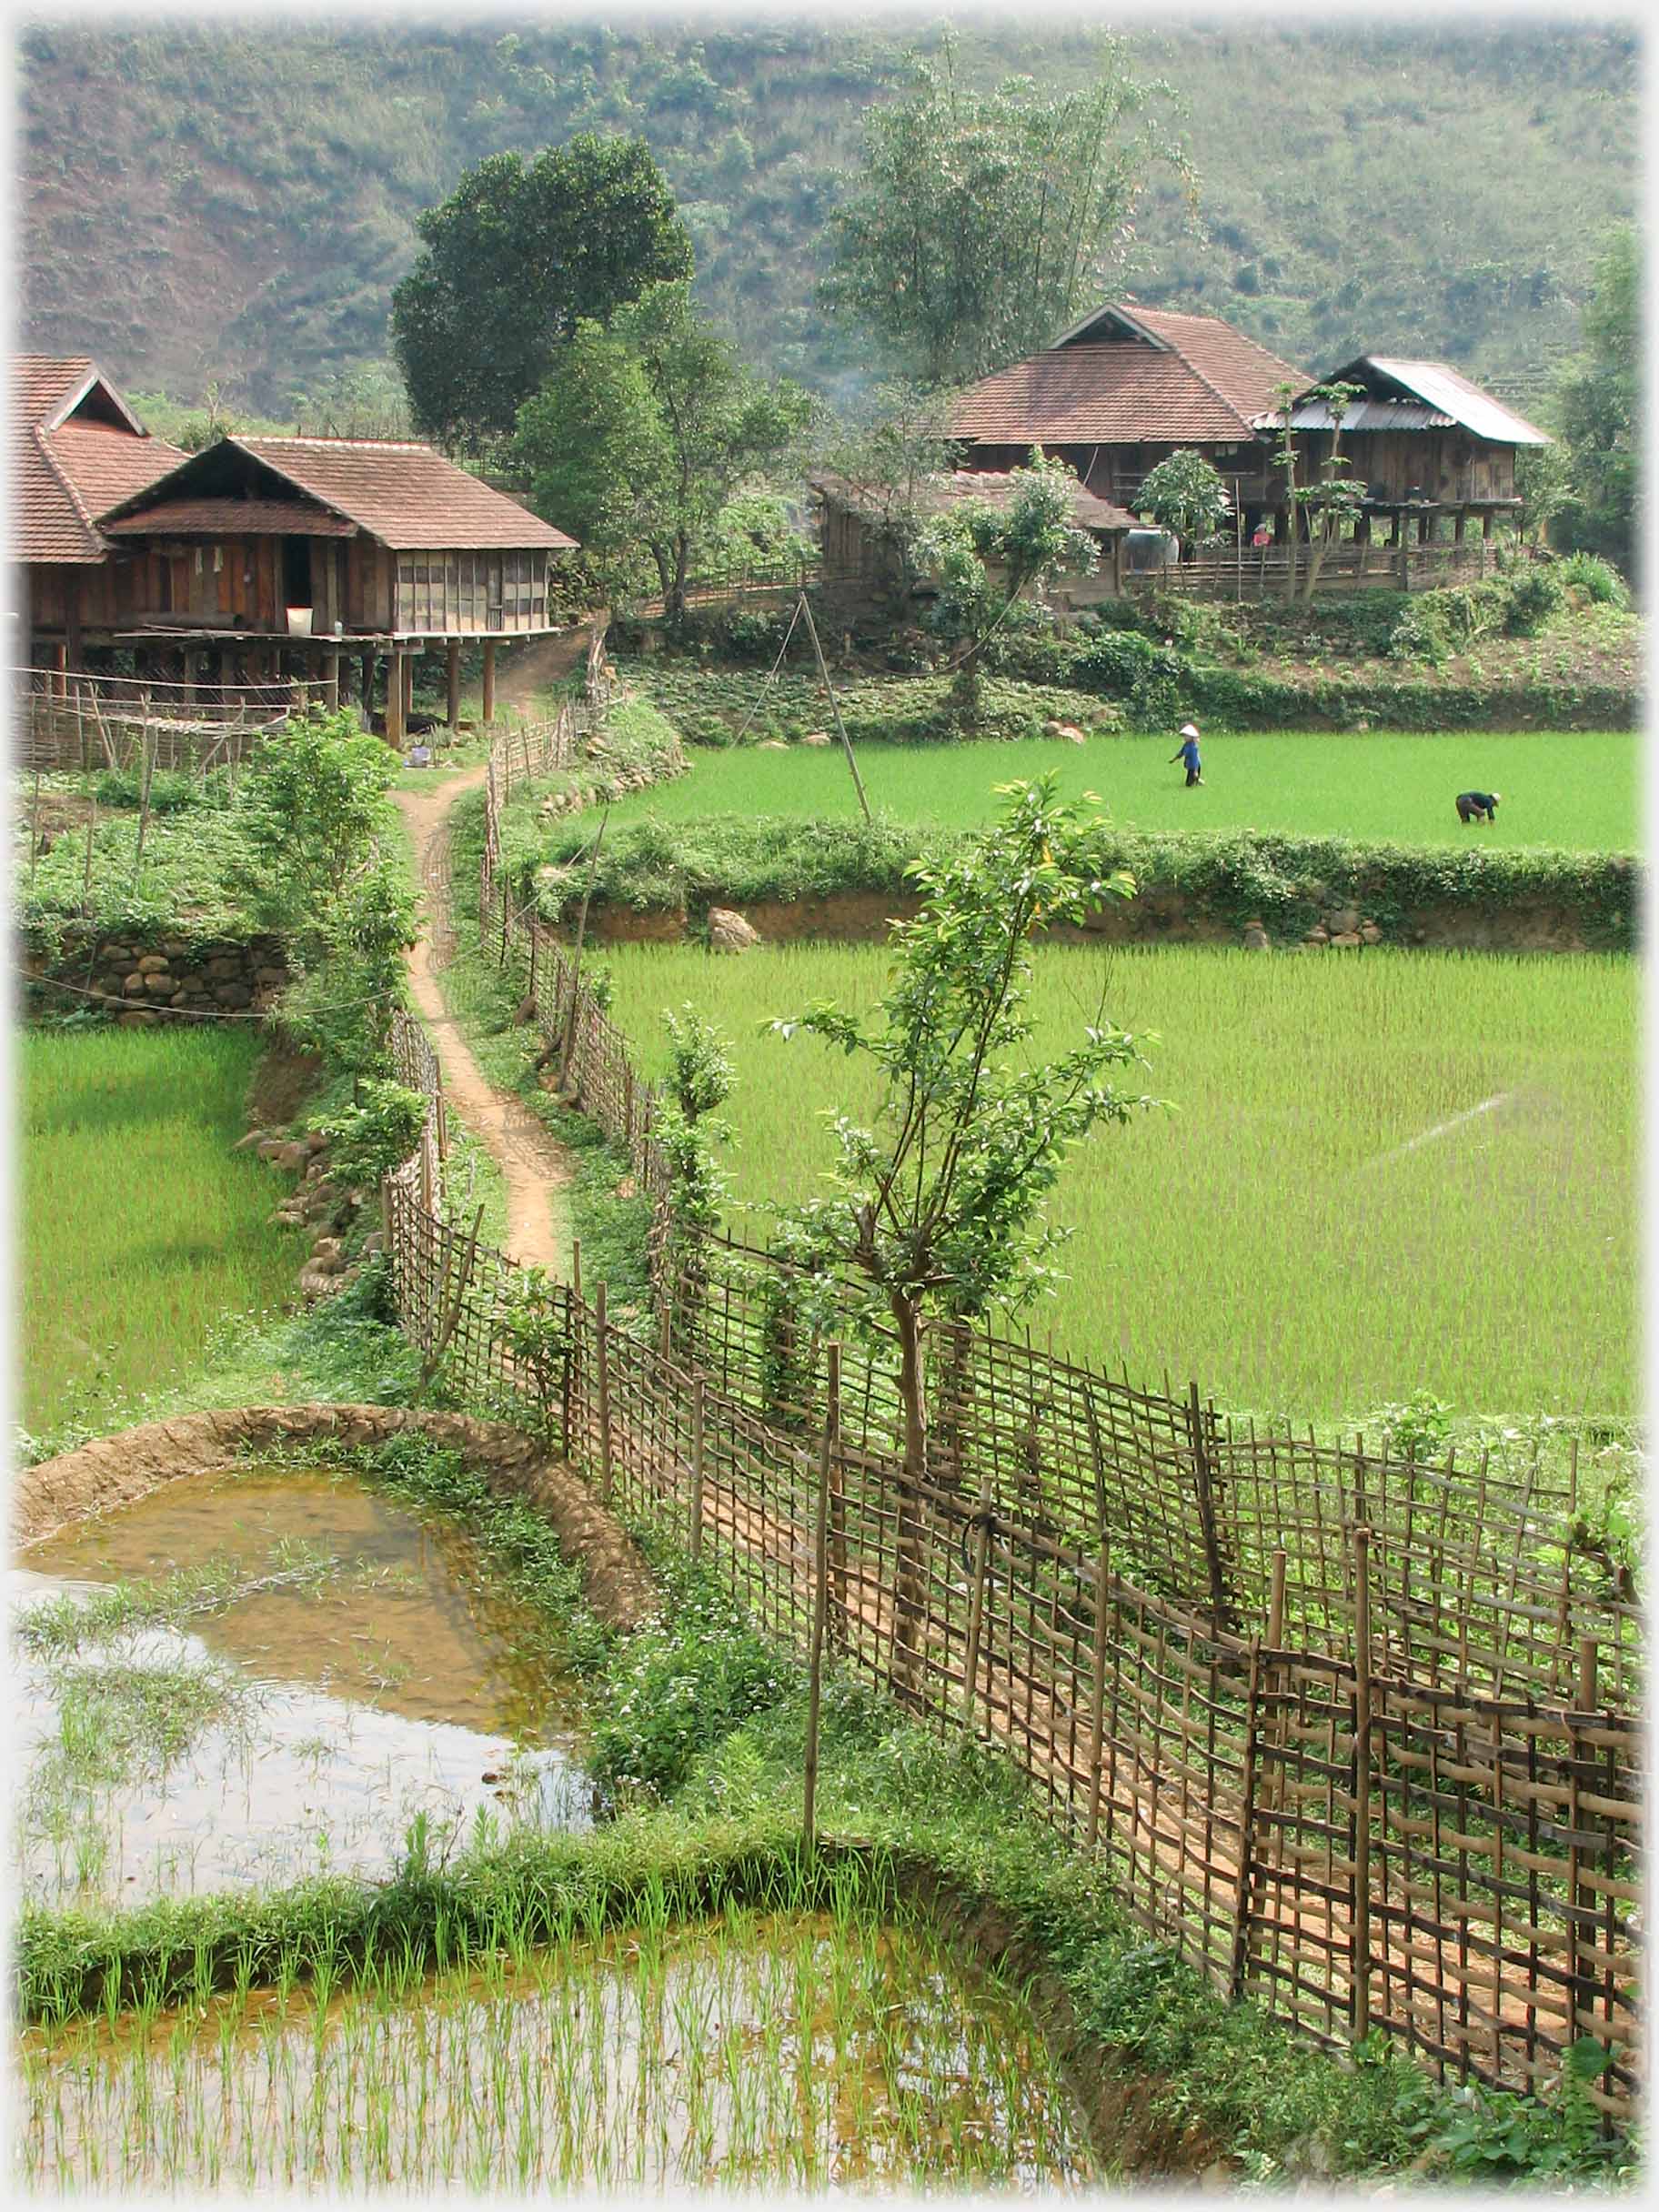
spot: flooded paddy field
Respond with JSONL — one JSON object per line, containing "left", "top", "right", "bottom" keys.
{"left": 16, "top": 1896, "right": 1093, "bottom": 2191}
{"left": 13, "top": 1463, "right": 590, "bottom": 1905}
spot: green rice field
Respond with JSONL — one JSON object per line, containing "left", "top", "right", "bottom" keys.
{"left": 589, "top": 729, "right": 1636, "bottom": 850}
{"left": 19, "top": 1029, "right": 305, "bottom": 1435}
{"left": 598, "top": 942, "right": 1636, "bottom": 1421}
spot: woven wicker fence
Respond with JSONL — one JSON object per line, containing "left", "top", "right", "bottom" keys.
{"left": 377, "top": 652, "right": 1642, "bottom": 2122}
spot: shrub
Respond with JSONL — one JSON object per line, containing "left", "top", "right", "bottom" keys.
{"left": 1503, "top": 566, "right": 1566, "bottom": 635}
{"left": 1556, "top": 551, "right": 1630, "bottom": 608}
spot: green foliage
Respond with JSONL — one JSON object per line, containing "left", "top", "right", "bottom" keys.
{"left": 21, "top": 25, "right": 1636, "bottom": 413}
{"left": 314, "top": 1079, "right": 427, "bottom": 1188}
{"left": 91, "top": 765, "right": 224, "bottom": 815}
{"left": 1501, "top": 565, "right": 1566, "bottom": 636}
{"left": 1404, "top": 2039, "right": 1636, "bottom": 2181}
{"left": 1548, "top": 223, "right": 1638, "bottom": 580}
{"left": 765, "top": 778, "right": 1153, "bottom": 1464}
{"left": 1135, "top": 450, "right": 1233, "bottom": 548}
{"left": 820, "top": 32, "right": 1189, "bottom": 384}
{"left": 918, "top": 453, "right": 1101, "bottom": 714}
{"left": 235, "top": 709, "right": 415, "bottom": 1068}
{"left": 656, "top": 1004, "right": 734, "bottom": 1245}
{"left": 588, "top": 1551, "right": 790, "bottom": 1802}
{"left": 1556, "top": 550, "right": 1630, "bottom": 608}
{"left": 514, "top": 280, "right": 813, "bottom": 617}
{"left": 391, "top": 136, "right": 692, "bottom": 448}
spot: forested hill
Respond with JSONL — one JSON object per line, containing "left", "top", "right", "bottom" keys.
{"left": 19, "top": 17, "right": 1637, "bottom": 417}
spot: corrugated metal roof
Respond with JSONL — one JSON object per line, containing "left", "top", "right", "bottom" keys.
{"left": 1327, "top": 359, "right": 1552, "bottom": 446}
{"left": 1251, "top": 400, "right": 1457, "bottom": 433}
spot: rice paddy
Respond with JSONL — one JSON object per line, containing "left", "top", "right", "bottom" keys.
{"left": 597, "top": 940, "right": 1636, "bottom": 1420}
{"left": 19, "top": 1028, "right": 306, "bottom": 1436}
{"left": 583, "top": 725, "right": 1637, "bottom": 850}
{"left": 14, "top": 1463, "right": 590, "bottom": 1905}
{"left": 15, "top": 1891, "right": 1092, "bottom": 2191}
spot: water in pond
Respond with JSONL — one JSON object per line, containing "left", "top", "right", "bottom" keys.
{"left": 13, "top": 1465, "right": 589, "bottom": 1904}
{"left": 16, "top": 1905, "right": 1095, "bottom": 2191}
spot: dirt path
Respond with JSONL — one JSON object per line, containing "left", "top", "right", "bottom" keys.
{"left": 392, "top": 625, "right": 594, "bottom": 1275}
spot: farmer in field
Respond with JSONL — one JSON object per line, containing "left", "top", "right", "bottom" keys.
{"left": 1170, "top": 722, "right": 1204, "bottom": 787}
{"left": 1455, "top": 789, "right": 1501, "bottom": 824}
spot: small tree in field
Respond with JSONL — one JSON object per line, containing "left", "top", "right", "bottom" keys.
{"left": 766, "top": 775, "right": 1159, "bottom": 1686}
{"left": 920, "top": 450, "right": 1098, "bottom": 720}
{"left": 1136, "top": 448, "right": 1233, "bottom": 551}
{"left": 1269, "top": 377, "right": 1364, "bottom": 601}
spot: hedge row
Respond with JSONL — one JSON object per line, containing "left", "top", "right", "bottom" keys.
{"left": 525, "top": 812, "right": 1640, "bottom": 952}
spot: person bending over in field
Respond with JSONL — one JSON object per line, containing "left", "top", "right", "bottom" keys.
{"left": 1454, "top": 790, "right": 1501, "bottom": 825}
{"left": 1171, "top": 722, "right": 1204, "bottom": 787}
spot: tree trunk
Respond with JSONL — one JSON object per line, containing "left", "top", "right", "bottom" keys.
{"left": 890, "top": 1292, "right": 930, "bottom": 1699}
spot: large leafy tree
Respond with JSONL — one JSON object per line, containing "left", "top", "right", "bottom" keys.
{"left": 1550, "top": 224, "right": 1638, "bottom": 579}
{"left": 391, "top": 137, "right": 692, "bottom": 450}
{"left": 513, "top": 281, "right": 812, "bottom": 620}
{"left": 767, "top": 775, "right": 1155, "bottom": 1686}
{"left": 821, "top": 35, "right": 1191, "bottom": 387}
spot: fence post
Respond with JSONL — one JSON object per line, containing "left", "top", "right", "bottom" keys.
{"left": 1567, "top": 1634, "right": 1600, "bottom": 2076}
{"left": 596, "top": 1281, "right": 614, "bottom": 1505}
{"left": 1351, "top": 1523, "right": 1373, "bottom": 2044}
{"left": 960, "top": 1469, "right": 995, "bottom": 1725}
{"left": 1188, "top": 1381, "right": 1231, "bottom": 1626}
{"left": 803, "top": 1342, "right": 840, "bottom": 1852}
{"left": 570, "top": 1237, "right": 581, "bottom": 1303}
{"left": 1229, "top": 1637, "right": 1265, "bottom": 1997}
{"left": 1084, "top": 1536, "right": 1112, "bottom": 1851}
{"left": 688, "top": 1375, "right": 706, "bottom": 1560}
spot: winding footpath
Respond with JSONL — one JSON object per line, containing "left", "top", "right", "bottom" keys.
{"left": 391, "top": 627, "right": 592, "bottom": 1275}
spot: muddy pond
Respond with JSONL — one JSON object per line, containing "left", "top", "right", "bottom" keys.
{"left": 17, "top": 1900, "right": 1096, "bottom": 2190}
{"left": 13, "top": 1463, "right": 590, "bottom": 1904}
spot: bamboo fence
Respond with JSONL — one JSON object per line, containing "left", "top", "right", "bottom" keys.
{"left": 376, "top": 646, "right": 1642, "bottom": 2124}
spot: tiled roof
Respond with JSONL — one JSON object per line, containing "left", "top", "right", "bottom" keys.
{"left": 106, "top": 498, "right": 357, "bottom": 538}
{"left": 15, "top": 355, "right": 185, "bottom": 564}
{"left": 817, "top": 469, "right": 1134, "bottom": 534}
{"left": 953, "top": 303, "right": 1306, "bottom": 447}
{"left": 235, "top": 438, "right": 577, "bottom": 550}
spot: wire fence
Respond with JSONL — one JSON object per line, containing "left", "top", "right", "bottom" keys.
{"left": 377, "top": 649, "right": 1642, "bottom": 2123}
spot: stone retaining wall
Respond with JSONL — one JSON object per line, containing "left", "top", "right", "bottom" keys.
{"left": 21, "top": 930, "right": 287, "bottom": 1024}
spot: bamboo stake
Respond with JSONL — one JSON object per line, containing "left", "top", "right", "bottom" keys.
{"left": 596, "top": 1281, "right": 614, "bottom": 1505}
{"left": 27, "top": 769, "right": 42, "bottom": 891}
{"left": 798, "top": 593, "right": 871, "bottom": 824}
{"left": 1084, "top": 1536, "right": 1112, "bottom": 1851}
{"left": 1352, "top": 1523, "right": 1373, "bottom": 2043}
{"left": 571, "top": 1237, "right": 581, "bottom": 1302}
{"left": 803, "top": 1342, "right": 840, "bottom": 1852}
{"left": 960, "top": 1471, "right": 995, "bottom": 1725}
{"left": 132, "top": 718, "right": 156, "bottom": 888}
{"left": 688, "top": 1376, "right": 706, "bottom": 1560}
{"left": 81, "top": 790, "right": 98, "bottom": 916}
{"left": 416, "top": 1206, "right": 483, "bottom": 1392}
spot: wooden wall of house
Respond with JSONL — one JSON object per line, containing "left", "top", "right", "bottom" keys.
{"left": 1305, "top": 431, "right": 1517, "bottom": 506}
{"left": 392, "top": 549, "right": 550, "bottom": 634}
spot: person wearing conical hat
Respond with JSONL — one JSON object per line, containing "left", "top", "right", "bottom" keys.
{"left": 1170, "top": 721, "right": 1203, "bottom": 787}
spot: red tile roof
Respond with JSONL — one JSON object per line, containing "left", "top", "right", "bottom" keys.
{"left": 15, "top": 356, "right": 185, "bottom": 564}
{"left": 105, "top": 498, "right": 357, "bottom": 538}
{"left": 234, "top": 438, "right": 576, "bottom": 550}
{"left": 817, "top": 469, "right": 1134, "bottom": 534}
{"left": 952, "top": 304, "right": 1306, "bottom": 447}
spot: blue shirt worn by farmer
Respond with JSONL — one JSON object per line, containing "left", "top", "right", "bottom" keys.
{"left": 1177, "top": 737, "right": 1201, "bottom": 771}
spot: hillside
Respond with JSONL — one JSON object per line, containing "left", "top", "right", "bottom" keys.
{"left": 19, "top": 17, "right": 1637, "bottom": 416}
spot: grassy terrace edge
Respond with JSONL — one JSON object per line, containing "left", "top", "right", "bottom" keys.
{"left": 515, "top": 809, "right": 1641, "bottom": 952}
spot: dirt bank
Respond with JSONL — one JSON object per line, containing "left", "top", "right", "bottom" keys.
{"left": 15, "top": 1403, "right": 659, "bottom": 1633}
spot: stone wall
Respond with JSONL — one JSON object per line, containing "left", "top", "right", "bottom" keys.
{"left": 20, "top": 930, "right": 287, "bottom": 1025}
